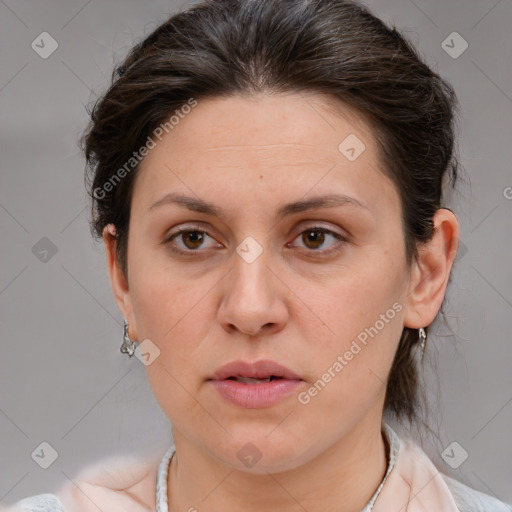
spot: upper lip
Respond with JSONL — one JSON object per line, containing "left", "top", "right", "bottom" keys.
{"left": 209, "top": 359, "right": 302, "bottom": 381}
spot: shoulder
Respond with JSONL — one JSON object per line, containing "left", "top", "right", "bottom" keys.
{"left": 5, "top": 451, "right": 163, "bottom": 512}
{"left": 381, "top": 426, "right": 511, "bottom": 512}
{"left": 58, "top": 451, "right": 161, "bottom": 511}
{"left": 4, "top": 493, "right": 64, "bottom": 512}
{"left": 441, "top": 473, "right": 512, "bottom": 512}
{"left": 398, "top": 436, "right": 511, "bottom": 511}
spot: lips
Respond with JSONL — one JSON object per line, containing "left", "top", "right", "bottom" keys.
{"left": 209, "top": 359, "right": 302, "bottom": 382}
{"left": 208, "top": 359, "right": 303, "bottom": 408}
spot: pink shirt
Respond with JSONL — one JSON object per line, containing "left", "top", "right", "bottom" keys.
{"left": 6, "top": 423, "right": 510, "bottom": 511}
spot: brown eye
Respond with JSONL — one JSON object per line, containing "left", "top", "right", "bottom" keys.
{"left": 290, "top": 226, "right": 346, "bottom": 254}
{"left": 302, "top": 229, "right": 326, "bottom": 250}
{"left": 166, "top": 228, "right": 221, "bottom": 254}
{"left": 180, "top": 230, "right": 205, "bottom": 250}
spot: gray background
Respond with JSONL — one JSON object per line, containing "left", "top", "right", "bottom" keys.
{"left": 1, "top": 0, "right": 511, "bottom": 507}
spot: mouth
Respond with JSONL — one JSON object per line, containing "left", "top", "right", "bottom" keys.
{"left": 208, "top": 359, "right": 303, "bottom": 382}
{"left": 208, "top": 359, "right": 303, "bottom": 408}
{"left": 225, "top": 375, "right": 285, "bottom": 384}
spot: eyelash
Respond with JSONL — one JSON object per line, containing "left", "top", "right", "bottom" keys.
{"left": 164, "top": 225, "right": 347, "bottom": 256}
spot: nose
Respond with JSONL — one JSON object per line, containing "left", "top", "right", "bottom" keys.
{"left": 217, "top": 247, "right": 289, "bottom": 337}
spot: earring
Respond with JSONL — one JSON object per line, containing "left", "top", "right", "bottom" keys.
{"left": 121, "top": 320, "right": 137, "bottom": 357}
{"left": 418, "top": 327, "right": 427, "bottom": 361}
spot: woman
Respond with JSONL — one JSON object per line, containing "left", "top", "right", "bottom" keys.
{"left": 7, "top": 0, "right": 510, "bottom": 511}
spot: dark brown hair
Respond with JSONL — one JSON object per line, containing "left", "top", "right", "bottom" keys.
{"left": 81, "top": 0, "right": 459, "bottom": 423}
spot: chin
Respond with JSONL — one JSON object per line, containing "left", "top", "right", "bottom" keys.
{"left": 212, "top": 431, "right": 311, "bottom": 474}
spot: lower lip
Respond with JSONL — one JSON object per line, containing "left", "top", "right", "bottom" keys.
{"left": 209, "top": 379, "right": 303, "bottom": 408}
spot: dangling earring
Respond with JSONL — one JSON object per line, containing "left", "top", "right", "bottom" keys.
{"left": 418, "top": 327, "right": 427, "bottom": 361}
{"left": 121, "top": 320, "right": 137, "bottom": 357}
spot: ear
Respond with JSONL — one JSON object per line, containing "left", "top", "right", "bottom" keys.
{"left": 403, "top": 208, "right": 460, "bottom": 329}
{"left": 103, "top": 224, "right": 138, "bottom": 340}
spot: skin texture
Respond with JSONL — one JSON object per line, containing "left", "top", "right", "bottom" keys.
{"left": 103, "top": 92, "right": 459, "bottom": 512}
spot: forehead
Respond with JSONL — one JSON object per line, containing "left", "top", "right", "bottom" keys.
{"left": 132, "top": 92, "right": 399, "bottom": 221}
{"left": 155, "top": 92, "right": 373, "bottom": 157}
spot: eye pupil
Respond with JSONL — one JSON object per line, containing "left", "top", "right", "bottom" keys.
{"left": 302, "top": 230, "right": 325, "bottom": 249}
{"left": 183, "top": 231, "right": 204, "bottom": 249}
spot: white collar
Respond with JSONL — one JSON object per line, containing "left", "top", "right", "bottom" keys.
{"left": 156, "top": 444, "right": 175, "bottom": 512}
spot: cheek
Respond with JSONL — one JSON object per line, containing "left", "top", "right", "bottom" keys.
{"left": 131, "top": 273, "right": 215, "bottom": 361}
{"left": 296, "top": 252, "right": 405, "bottom": 396}
{"left": 302, "top": 250, "right": 404, "bottom": 342}
{"left": 127, "top": 236, "right": 213, "bottom": 337}
{"left": 132, "top": 272, "right": 215, "bottom": 427}
{"left": 128, "top": 257, "right": 223, "bottom": 405}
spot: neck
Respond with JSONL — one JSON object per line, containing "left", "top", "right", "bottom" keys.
{"left": 167, "top": 416, "right": 388, "bottom": 512}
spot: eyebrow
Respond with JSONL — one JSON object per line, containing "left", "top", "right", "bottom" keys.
{"left": 148, "top": 192, "right": 370, "bottom": 220}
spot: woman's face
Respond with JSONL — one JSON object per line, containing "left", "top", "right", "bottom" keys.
{"left": 108, "top": 93, "right": 426, "bottom": 472}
